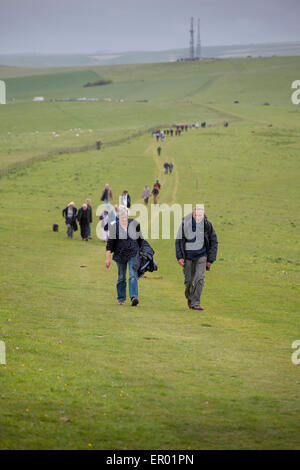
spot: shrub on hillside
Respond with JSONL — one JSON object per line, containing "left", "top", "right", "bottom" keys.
{"left": 83, "top": 80, "right": 112, "bottom": 88}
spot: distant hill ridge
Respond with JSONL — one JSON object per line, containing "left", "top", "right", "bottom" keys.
{"left": 0, "top": 41, "right": 300, "bottom": 67}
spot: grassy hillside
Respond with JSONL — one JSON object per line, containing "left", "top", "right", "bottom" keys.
{"left": 0, "top": 57, "right": 300, "bottom": 449}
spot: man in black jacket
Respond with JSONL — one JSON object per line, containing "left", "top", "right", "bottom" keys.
{"left": 62, "top": 202, "right": 77, "bottom": 239}
{"left": 86, "top": 198, "right": 93, "bottom": 239}
{"left": 175, "top": 205, "right": 218, "bottom": 310}
{"left": 77, "top": 204, "right": 89, "bottom": 241}
{"left": 105, "top": 205, "right": 142, "bottom": 306}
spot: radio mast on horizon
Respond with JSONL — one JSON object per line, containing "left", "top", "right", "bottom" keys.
{"left": 196, "top": 18, "right": 201, "bottom": 60}
{"left": 189, "top": 17, "right": 195, "bottom": 60}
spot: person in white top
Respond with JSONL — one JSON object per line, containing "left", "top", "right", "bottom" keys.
{"left": 121, "top": 190, "right": 131, "bottom": 208}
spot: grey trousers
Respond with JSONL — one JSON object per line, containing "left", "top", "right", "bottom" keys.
{"left": 67, "top": 223, "right": 73, "bottom": 238}
{"left": 183, "top": 256, "right": 207, "bottom": 307}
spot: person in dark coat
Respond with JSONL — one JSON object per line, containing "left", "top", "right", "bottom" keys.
{"left": 62, "top": 202, "right": 77, "bottom": 238}
{"left": 175, "top": 205, "right": 218, "bottom": 310}
{"left": 169, "top": 162, "right": 174, "bottom": 174}
{"left": 77, "top": 204, "right": 90, "bottom": 241}
{"left": 106, "top": 205, "right": 143, "bottom": 306}
{"left": 86, "top": 198, "right": 93, "bottom": 239}
{"left": 152, "top": 185, "right": 159, "bottom": 204}
{"left": 157, "top": 146, "right": 162, "bottom": 156}
{"left": 164, "top": 162, "right": 169, "bottom": 174}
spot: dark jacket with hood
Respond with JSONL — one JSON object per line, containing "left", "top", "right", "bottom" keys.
{"left": 175, "top": 214, "right": 218, "bottom": 264}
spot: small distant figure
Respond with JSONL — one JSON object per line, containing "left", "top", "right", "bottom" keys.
{"left": 142, "top": 185, "right": 151, "bottom": 205}
{"left": 201, "top": 122, "right": 206, "bottom": 128}
{"left": 156, "top": 131, "right": 160, "bottom": 142}
{"left": 62, "top": 201, "right": 77, "bottom": 239}
{"left": 53, "top": 224, "right": 59, "bottom": 232}
{"left": 166, "top": 129, "right": 170, "bottom": 135}
{"left": 152, "top": 185, "right": 159, "bottom": 204}
{"left": 169, "top": 162, "right": 174, "bottom": 174}
{"left": 86, "top": 198, "right": 93, "bottom": 239}
{"left": 155, "top": 180, "right": 161, "bottom": 190}
{"left": 178, "top": 129, "right": 181, "bottom": 136}
{"left": 96, "top": 139, "right": 102, "bottom": 150}
{"left": 101, "top": 183, "right": 113, "bottom": 210}
{"left": 157, "top": 146, "right": 162, "bottom": 156}
{"left": 121, "top": 190, "right": 131, "bottom": 209}
{"left": 175, "top": 129, "right": 178, "bottom": 136}
{"left": 99, "top": 210, "right": 109, "bottom": 241}
{"left": 224, "top": 121, "right": 229, "bottom": 127}
{"left": 77, "top": 204, "right": 89, "bottom": 241}
{"left": 164, "top": 162, "right": 169, "bottom": 174}
{"left": 170, "top": 129, "right": 174, "bottom": 136}
{"left": 185, "top": 125, "right": 188, "bottom": 131}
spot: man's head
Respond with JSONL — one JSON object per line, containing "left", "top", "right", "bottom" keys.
{"left": 119, "top": 205, "right": 128, "bottom": 225}
{"left": 86, "top": 198, "right": 91, "bottom": 205}
{"left": 192, "top": 204, "right": 205, "bottom": 223}
{"left": 82, "top": 204, "right": 88, "bottom": 211}
{"left": 68, "top": 201, "right": 75, "bottom": 208}
{"left": 105, "top": 183, "right": 109, "bottom": 189}
{"left": 123, "top": 190, "right": 128, "bottom": 195}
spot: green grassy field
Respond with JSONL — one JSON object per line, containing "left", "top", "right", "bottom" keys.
{"left": 0, "top": 57, "right": 300, "bottom": 449}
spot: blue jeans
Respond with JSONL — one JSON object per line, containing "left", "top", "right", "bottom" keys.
{"left": 87, "top": 224, "right": 91, "bottom": 237}
{"left": 116, "top": 257, "right": 138, "bottom": 301}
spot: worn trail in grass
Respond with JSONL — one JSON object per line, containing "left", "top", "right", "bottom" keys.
{"left": 0, "top": 57, "right": 300, "bottom": 449}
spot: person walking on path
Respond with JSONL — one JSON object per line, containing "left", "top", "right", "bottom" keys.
{"left": 101, "top": 183, "right": 113, "bottom": 210}
{"left": 62, "top": 202, "right": 77, "bottom": 239}
{"left": 157, "top": 146, "right": 162, "bottom": 156}
{"left": 86, "top": 198, "right": 93, "bottom": 239}
{"left": 99, "top": 210, "right": 109, "bottom": 241}
{"left": 175, "top": 205, "right": 218, "bottom": 310}
{"left": 152, "top": 185, "right": 159, "bottom": 204}
{"left": 142, "top": 185, "right": 151, "bottom": 205}
{"left": 169, "top": 162, "right": 174, "bottom": 174}
{"left": 121, "top": 190, "right": 131, "bottom": 209}
{"left": 155, "top": 180, "right": 161, "bottom": 190}
{"left": 164, "top": 162, "right": 169, "bottom": 174}
{"left": 77, "top": 204, "right": 90, "bottom": 241}
{"left": 105, "top": 205, "right": 142, "bottom": 306}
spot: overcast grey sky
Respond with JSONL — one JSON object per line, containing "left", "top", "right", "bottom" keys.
{"left": 1, "top": 0, "right": 300, "bottom": 54}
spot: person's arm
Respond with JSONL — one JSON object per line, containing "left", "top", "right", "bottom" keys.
{"left": 105, "top": 250, "right": 111, "bottom": 268}
{"left": 175, "top": 222, "right": 185, "bottom": 266}
{"left": 206, "top": 221, "right": 218, "bottom": 266}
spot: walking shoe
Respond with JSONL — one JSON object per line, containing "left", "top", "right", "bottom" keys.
{"left": 190, "top": 305, "right": 204, "bottom": 311}
{"left": 131, "top": 297, "right": 139, "bottom": 307}
{"left": 187, "top": 300, "right": 192, "bottom": 309}
{"left": 117, "top": 300, "right": 125, "bottom": 305}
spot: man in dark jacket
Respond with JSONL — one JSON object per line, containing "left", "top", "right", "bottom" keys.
{"left": 106, "top": 205, "right": 143, "bottom": 306}
{"left": 175, "top": 205, "right": 218, "bottom": 310}
{"left": 86, "top": 198, "right": 93, "bottom": 239}
{"left": 62, "top": 202, "right": 77, "bottom": 239}
{"left": 77, "top": 204, "right": 89, "bottom": 241}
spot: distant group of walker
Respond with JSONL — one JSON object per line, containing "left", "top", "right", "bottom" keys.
{"left": 59, "top": 120, "right": 219, "bottom": 309}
